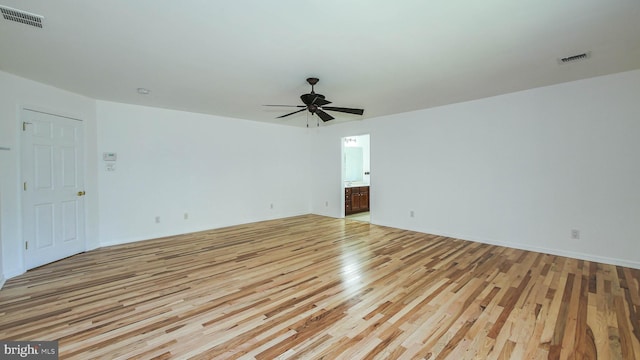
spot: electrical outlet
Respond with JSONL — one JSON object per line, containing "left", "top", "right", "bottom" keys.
{"left": 270, "top": 203, "right": 274, "bottom": 210}
{"left": 184, "top": 213, "right": 189, "bottom": 220}
{"left": 325, "top": 201, "right": 329, "bottom": 207}
{"left": 155, "top": 216, "right": 160, "bottom": 223}
{"left": 571, "top": 229, "right": 580, "bottom": 239}
{"left": 410, "top": 210, "right": 415, "bottom": 218}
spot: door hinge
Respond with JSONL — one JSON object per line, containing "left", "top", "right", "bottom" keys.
{"left": 23, "top": 182, "right": 27, "bottom": 191}
{"left": 25, "top": 241, "right": 28, "bottom": 250}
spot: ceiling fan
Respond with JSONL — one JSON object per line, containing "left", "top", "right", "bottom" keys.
{"left": 265, "top": 77, "right": 364, "bottom": 124}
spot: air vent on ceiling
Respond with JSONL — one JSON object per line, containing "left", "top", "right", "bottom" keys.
{"left": 0, "top": 5, "right": 44, "bottom": 28}
{"left": 558, "top": 51, "right": 591, "bottom": 64}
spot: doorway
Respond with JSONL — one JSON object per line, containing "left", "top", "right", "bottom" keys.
{"left": 21, "top": 109, "right": 86, "bottom": 269}
{"left": 342, "top": 134, "right": 370, "bottom": 222}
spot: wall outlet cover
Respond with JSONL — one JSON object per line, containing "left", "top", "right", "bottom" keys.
{"left": 571, "top": 229, "right": 580, "bottom": 239}
{"left": 103, "top": 152, "right": 117, "bottom": 161}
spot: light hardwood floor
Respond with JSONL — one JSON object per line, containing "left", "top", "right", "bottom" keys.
{"left": 1, "top": 215, "right": 639, "bottom": 359}
{"left": 345, "top": 212, "right": 370, "bottom": 223}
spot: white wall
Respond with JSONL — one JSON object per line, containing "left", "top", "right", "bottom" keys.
{"left": 2, "top": 68, "right": 639, "bottom": 282}
{"left": 0, "top": 70, "right": 310, "bottom": 280}
{"left": 0, "top": 71, "right": 99, "bottom": 278}
{"left": 312, "top": 70, "right": 640, "bottom": 268}
{"left": 96, "top": 101, "right": 310, "bottom": 246}
{"left": 0, "top": 191, "right": 4, "bottom": 288}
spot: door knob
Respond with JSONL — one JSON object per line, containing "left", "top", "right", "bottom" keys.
{"left": 77, "top": 191, "right": 86, "bottom": 196}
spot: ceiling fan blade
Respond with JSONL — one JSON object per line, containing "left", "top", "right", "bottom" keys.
{"left": 277, "top": 108, "right": 307, "bottom": 118}
{"left": 315, "top": 109, "right": 334, "bottom": 122}
{"left": 315, "top": 98, "right": 332, "bottom": 106}
{"left": 263, "top": 105, "right": 306, "bottom": 108}
{"left": 321, "top": 106, "right": 364, "bottom": 115}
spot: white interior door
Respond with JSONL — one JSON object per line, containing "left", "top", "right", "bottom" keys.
{"left": 21, "top": 109, "right": 85, "bottom": 269}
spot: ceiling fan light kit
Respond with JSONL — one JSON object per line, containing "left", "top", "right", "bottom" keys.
{"left": 266, "top": 77, "right": 364, "bottom": 124}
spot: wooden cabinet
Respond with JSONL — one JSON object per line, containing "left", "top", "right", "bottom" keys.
{"left": 345, "top": 186, "right": 369, "bottom": 215}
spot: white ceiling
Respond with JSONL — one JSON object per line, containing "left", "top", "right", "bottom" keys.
{"left": 1, "top": 1, "right": 639, "bottom": 126}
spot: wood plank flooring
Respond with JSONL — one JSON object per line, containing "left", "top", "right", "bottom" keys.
{"left": 1, "top": 214, "right": 639, "bottom": 359}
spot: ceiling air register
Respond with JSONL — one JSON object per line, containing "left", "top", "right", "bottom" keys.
{"left": 0, "top": 5, "right": 44, "bottom": 28}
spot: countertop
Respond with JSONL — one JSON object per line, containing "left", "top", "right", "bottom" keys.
{"left": 344, "top": 183, "right": 370, "bottom": 188}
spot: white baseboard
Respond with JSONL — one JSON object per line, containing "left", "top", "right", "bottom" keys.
{"left": 464, "top": 234, "right": 640, "bottom": 270}
{"left": 100, "top": 212, "right": 311, "bottom": 248}
{"left": 372, "top": 221, "right": 640, "bottom": 270}
{"left": 4, "top": 267, "right": 25, "bottom": 280}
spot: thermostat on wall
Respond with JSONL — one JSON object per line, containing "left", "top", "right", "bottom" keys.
{"left": 103, "top": 152, "right": 117, "bottom": 161}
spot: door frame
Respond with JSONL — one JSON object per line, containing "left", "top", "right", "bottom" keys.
{"left": 341, "top": 133, "right": 371, "bottom": 220}
{"left": 19, "top": 106, "right": 87, "bottom": 271}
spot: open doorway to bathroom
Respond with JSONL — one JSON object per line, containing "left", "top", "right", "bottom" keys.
{"left": 342, "top": 134, "right": 370, "bottom": 223}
